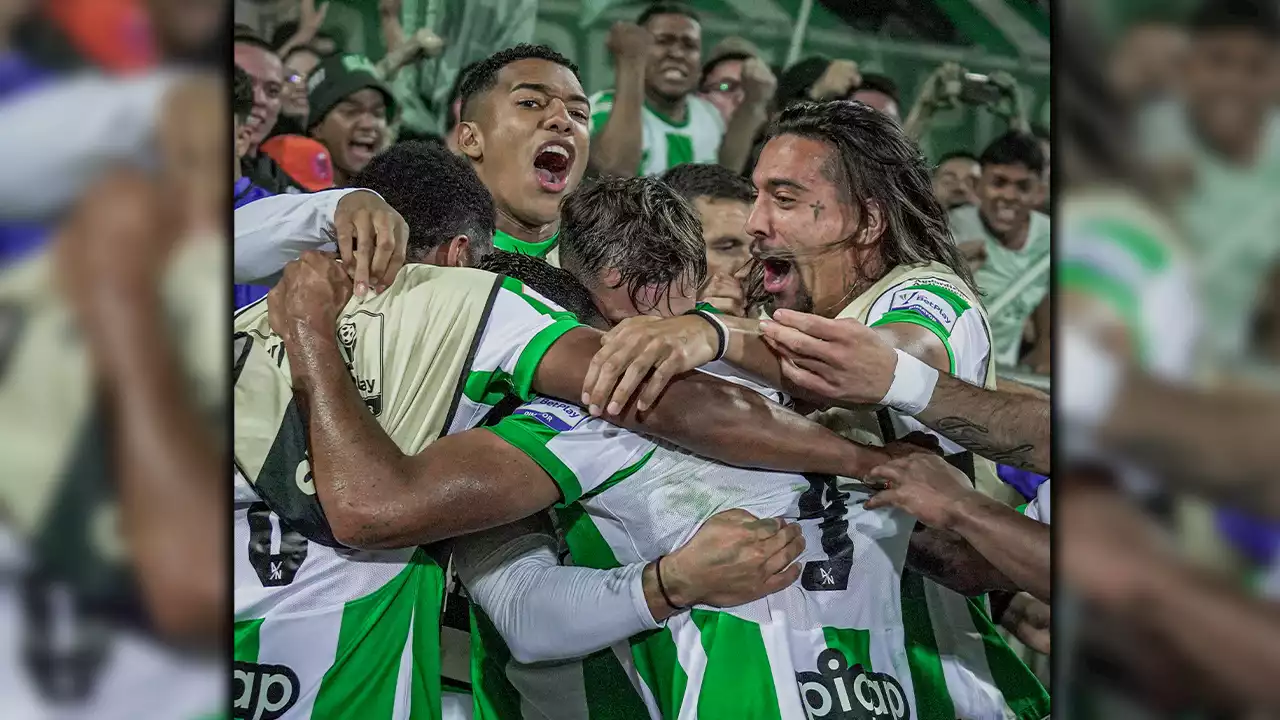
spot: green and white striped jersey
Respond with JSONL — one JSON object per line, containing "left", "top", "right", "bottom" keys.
{"left": 232, "top": 264, "right": 582, "bottom": 720}
{"left": 473, "top": 360, "right": 1046, "bottom": 720}
{"left": 588, "top": 92, "right": 725, "bottom": 176}
{"left": 1059, "top": 190, "right": 1200, "bottom": 382}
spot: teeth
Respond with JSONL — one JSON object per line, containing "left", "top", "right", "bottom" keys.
{"left": 542, "top": 145, "right": 569, "bottom": 158}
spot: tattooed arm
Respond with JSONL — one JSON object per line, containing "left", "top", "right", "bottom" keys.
{"left": 914, "top": 372, "right": 1050, "bottom": 474}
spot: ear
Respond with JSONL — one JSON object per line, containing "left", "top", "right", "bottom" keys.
{"left": 445, "top": 235, "right": 472, "bottom": 267}
{"left": 600, "top": 266, "right": 624, "bottom": 289}
{"left": 457, "top": 122, "right": 484, "bottom": 161}
{"left": 859, "top": 199, "right": 886, "bottom": 246}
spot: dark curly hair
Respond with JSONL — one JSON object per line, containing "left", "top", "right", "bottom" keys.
{"left": 661, "top": 162, "right": 756, "bottom": 204}
{"left": 476, "top": 251, "right": 607, "bottom": 329}
{"left": 350, "top": 141, "right": 495, "bottom": 262}
{"left": 459, "top": 44, "right": 580, "bottom": 122}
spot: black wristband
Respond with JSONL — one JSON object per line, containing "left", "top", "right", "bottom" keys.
{"left": 683, "top": 308, "right": 727, "bottom": 362}
{"left": 655, "top": 555, "right": 686, "bottom": 611}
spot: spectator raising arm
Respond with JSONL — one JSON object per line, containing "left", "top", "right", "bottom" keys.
{"left": 588, "top": 22, "right": 652, "bottom": 177}
{"left": 716, "top": 58, "right": 774, "bottom": 174}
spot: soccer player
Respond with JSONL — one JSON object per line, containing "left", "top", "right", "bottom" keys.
{"left": 580, "top": 100, "right": 1050, "bottom": 716}
{"left": 234, "top": 144, "right": 899, "bottom": 719}
{"left": 589, "top": 3, "right": 774, "bottom": 177}
{"left": 454, "top": 44, "right": 590, "bottom": 265}
{"left": 662, "top": 162, "right": 757, "bottom": 316}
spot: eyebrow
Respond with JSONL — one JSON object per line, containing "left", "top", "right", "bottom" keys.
{"left": 764, "top": 178, "right": 809, "bottom": 193}
{"left": 510, "top": 82, "right": 590, "bottom": 106}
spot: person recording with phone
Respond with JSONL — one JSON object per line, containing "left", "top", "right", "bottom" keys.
{"left": 904, "top": 61, "right": 1029, "bottom": 141}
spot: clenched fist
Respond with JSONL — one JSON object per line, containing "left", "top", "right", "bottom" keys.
{"left": 607, "top": 21, "right": 653, "bottom": 64}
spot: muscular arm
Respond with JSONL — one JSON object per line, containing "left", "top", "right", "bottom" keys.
{"left": 535, "top": 328, "right": 890, "bottom": 477}
{"left": 915, "top": 373, "right": 1050, "bottom": 474}
{"left": 906, "top": 527, "right": 1018, "bottom": 597}
{"left": 588, "top": 63, "right": 647, "bottom": 177}
{"left": 943, "top": 493, "right": 1050, "bottom": 601}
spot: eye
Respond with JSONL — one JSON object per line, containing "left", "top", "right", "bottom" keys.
{"left": 517, "top": 98, "right": 541, "bottom": 109}
{"left": 570, "top": 109, "right": 589, "bottom": 122}
{"left": 774, "top": 193, "right": 796, "bottom": 208}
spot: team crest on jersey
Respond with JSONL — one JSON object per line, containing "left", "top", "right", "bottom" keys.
{"left": 514, "top": 397, "right": 587, "bottom": 432}
{"left": 796, "top": 649, "right": 910, "bottom": 720}
{"left": 336, "top": 311, "right": 384, "bottom": 417}
{"left": 889, "top": 287, "right": 958, "bottom": 333}
{"left": 234, "top": 661, "right": 300, "bottom": 720}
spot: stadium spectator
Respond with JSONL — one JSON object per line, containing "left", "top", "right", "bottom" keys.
{"left": 259, "top": 135, "right": 335, "bottom": 192}
{"left": 235, "top": 28, "right": 307, "bottom": 193}
{"left": 272, "top": 44, "right": 323, "bottom": 136}
{"left": 851, "top": 72, "right": 901, "bottom": 122}
{"left": 932, "top": 149, "right": 981, "bottom": 209}
{"left": 271, "top": 0, "right": 340, "bottom": 59}
{"left": 950, "top": 131, "right": 1051, "bottom": 371}
{"left": 1108, "top": 15, "right": 1189, "bottom": 108}
{"left": 697, "top": 36, "right": 759, "bottom": 124}
{"left": 662, "top": 162, "right": 757, "bottom": 315}
{"left": 234, "top": 66, "right": 273, "bottom": 309}
{"left": 305, "top": 53, "right": 396, "bottom": 187}
{"left": 1031, "top": 122, "right": 1051, "bottom": 211}
{"left": 589, "top": 3, "right": 772, "bottom": 176}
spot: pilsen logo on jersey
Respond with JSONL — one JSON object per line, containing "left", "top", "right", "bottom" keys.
{"left": 234, "top": 661, "right": 300, "bottom": 720}
{"left": 336, "top": 311, "right": 384, "bottom": 417}
{"left": 796, "top": 649, "right": 910, "bottom": 720}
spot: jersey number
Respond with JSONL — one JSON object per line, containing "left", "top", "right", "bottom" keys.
{"left": 797, "top": 474, "right": 854, "bottom": 592}
{"left": 247, "top": 502, "right": 309, "bottom": 587}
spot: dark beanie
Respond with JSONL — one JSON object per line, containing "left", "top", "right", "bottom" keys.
{"left": 776, "top": 56, "right": 832, "bottom": 109}
{"left": 306, "top": 54, "right": 397, "bottom": 130}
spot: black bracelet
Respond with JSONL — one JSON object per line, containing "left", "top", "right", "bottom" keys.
{"left": 654, "top": 555, "right": 686, "bottom": 611}
{"left": 683, "top": 308, "right": 727, "bottom": 361}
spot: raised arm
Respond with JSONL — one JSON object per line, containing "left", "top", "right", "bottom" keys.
{"left": 587, "top": 23, "right": 651, "bottom": 177}
{"left": 717, "top": 59, "right": 773, "bottom": 174}
{"left": 233, "top": 189, "right": 407, "bottom": 293}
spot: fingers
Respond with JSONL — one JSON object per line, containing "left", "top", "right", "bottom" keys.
{"left": 770, "top": 309, "right": 854, "bottom": 342}
{"left": 760, "top": 562, "right": 802, "bottom": 594}
{"left": 633, "top": 353, "right": 684, "bottom": 412}
{"left": 603, "top": 342, "right": 665, "bottom": 416}
{"left": 350, "top": 208, "right": 375, "bottom": 297}
{"left": 762, "top": 526, "right": 805, "bottom": 576}
{"left": 779, "top": 355, "right": 840, "bottom": 398}
{"left": 369, "top": 211, "right": 404, "bottom": 291}
{"left": 584, "top": 342, "right": 632, "bottom": 414}
{"left": 759, "top": 318, "right": 832, "bottom": 360}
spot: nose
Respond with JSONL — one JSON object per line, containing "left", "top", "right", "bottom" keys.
{"left": 253, "top": 84, "right": 270, "bottom": 107}
{"left": 745, "top": 195, "right": 770, "bottom": 239}
{"left": 543, "top": 99, "right": 572, "bottom": 134}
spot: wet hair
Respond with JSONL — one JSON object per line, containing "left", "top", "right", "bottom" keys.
{"left": 476, "top": 251, "right": 608, "bottom": 329}
{"left": 661, "top": 162, "right": 756, "bottom": 204}
{"left": 459, "top": 44, "right": 580, "bottom": 122}
{"left": 558, "top": 176, "right": 708, "bottom": 312}
{"left": 767, "top": 100, "right": 976, "bottom": 292}
{"left": 349, "top": 141, "right": 495, "bottom": 261}
{"left": 233, "top": 65, "right": 255, "bottom": 124}
{"left": 638, "top": 3, "right": 700, "bottom": 26}
{"left": 979, "top": 131, "right": 1046, "bottom": 176}
{"left": 853, "top": 73, "right": 900, "bottom": 106}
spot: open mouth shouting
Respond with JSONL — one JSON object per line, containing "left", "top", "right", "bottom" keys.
{"left": 533, "top": 140, "right": 575, "bottom": 193}
{"left": 348, "top": 136, "right": 379, "bottom": 167}
{"left": 760, "top": 256, "right": 795, "bottom": 295}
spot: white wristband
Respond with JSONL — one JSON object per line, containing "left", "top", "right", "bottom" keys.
{"left": 1060, "top": 325, "right": 1121, "bottom": 430}
{"left": 880, "top": 349, "right": 939, "bottom": 415}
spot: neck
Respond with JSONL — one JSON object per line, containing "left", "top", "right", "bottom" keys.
{"left": 645, "top": 88, "right": 686, "bottom": 122}
{"left": 495, "top": 206, "right": 558, "bottom": 242}
{"left": 333, "top": 166, "right": 352, "bottom": 188}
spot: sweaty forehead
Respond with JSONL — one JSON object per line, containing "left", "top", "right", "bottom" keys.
{"left": 497, "top": 59, "right": 585, "bottom": 99}
{"left": 753, "top": 134, "right": 839, "bottom": 194}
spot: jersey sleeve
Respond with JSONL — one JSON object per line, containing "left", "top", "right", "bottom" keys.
{"left": 484, "top": 395, "right": 654, "bottom": 507}
{"left": 233, "top": 189, "right": 374, "bottom": 284}
{"left": 865, "top": 278, "right": 991, "bottom": 382}
{"left": 456, "top": 276, "right": 584, "bottom": 423}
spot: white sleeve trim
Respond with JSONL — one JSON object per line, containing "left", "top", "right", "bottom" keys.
{"left": 453, "top": 524, "right": 658, "bottom": 664}
{"left": 233, "top": 189, "right": 381, "bottom": 284}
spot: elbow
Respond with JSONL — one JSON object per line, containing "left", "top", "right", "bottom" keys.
{"left": 146, "top": 574, "right": 225, "bottom": 646}
{"left": 326, "top": 497, "right": 419, "bottom": 551}
{"left": 507, "top": 637, "right": 560, "bottom": 665}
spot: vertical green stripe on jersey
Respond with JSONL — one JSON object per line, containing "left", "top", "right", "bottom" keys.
{"left": 512, "top": 319, "right": 581, "bottom": 402}
{"left": 823, "top": 626, "right": 873, "bottom": 671}
{"left": 311, "top": 552, "right": 445, "bottom": 720}
{"left": 629, "top": 628, "right": 690, "bottom": 720}
{"left": 411, "top": 557, "right": 445, "bottom": 720}
{"left": 690, "top": 609, "right": 783, "bottom": 720}
{"left": 559, "top": 503, "right": 622, "bottom": 570}
{"left": 966, "top": 600, "right": 1051, "bottom": 720}
{"left": 665, "top": 134, "right": 694, "bottom": 170}
{"left": 900, "top": 572, "right": 956, "bottom": 720}
{"left": 234, "top": 618, "right": 264, "bottom": 663}
{"left": 470, "top": 606, "right": 524, "bottom": 720}
{"left": 871, "top": 310, "right": 956, "bottom": 374}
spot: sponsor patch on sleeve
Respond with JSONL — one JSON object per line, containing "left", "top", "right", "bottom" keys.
{"left": 513, "top": 397, "right": 589, "bottom": 433}
{"left": 888, "top": 288, "right": 959, "bottom": 333}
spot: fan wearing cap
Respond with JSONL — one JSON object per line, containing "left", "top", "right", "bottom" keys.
{"left": 306, "top": 53, "right": 397, "bottom": 187}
